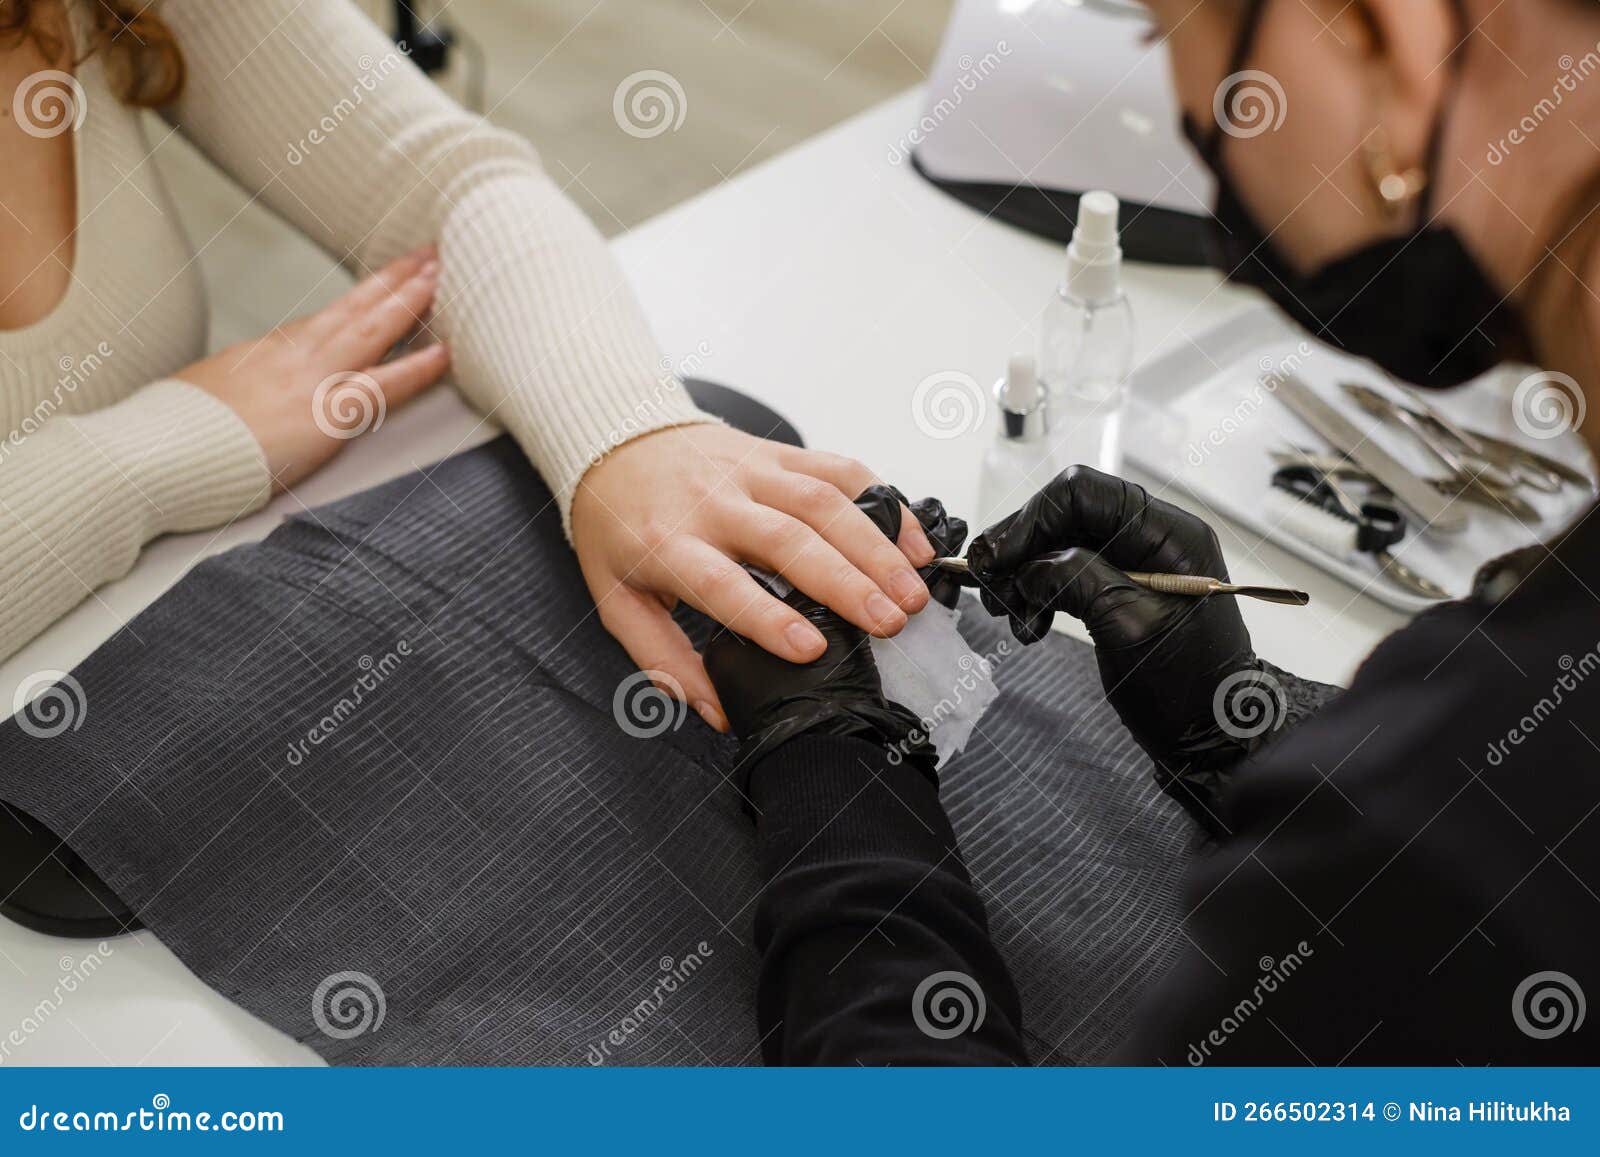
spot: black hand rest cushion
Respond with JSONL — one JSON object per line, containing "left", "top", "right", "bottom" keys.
{"left": 0, "top": 378, "right": 801, "bottom": 940}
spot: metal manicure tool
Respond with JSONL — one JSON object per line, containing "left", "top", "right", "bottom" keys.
{"left": 929, "top": 557, "right": 1310, "bottom": 606}
{"left": 1266, "top": 462, "right": 1452, "bottom": 601}
{"left": 1341, "top": 383, "right": 1540, "bottom": 521}
{"left": 1394, "top": 384, "right": 1586, "bottom": 493}
{"left": 1272, "top": 374, "right": 1468, "bottom": 532}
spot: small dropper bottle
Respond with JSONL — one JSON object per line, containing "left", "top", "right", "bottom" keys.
{"left": 977, "top": 354, "right": 1059, "bottom": 527}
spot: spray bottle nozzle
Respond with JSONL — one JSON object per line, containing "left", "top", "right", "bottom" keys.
{"left": 1066, "top": 190, "right": 1124, "bottom": 305}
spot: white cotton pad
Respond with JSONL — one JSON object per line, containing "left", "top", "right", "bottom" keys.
{"left": 748, "top": 568, "right": 1003, "bottom": 767}
{"left": 869, "top": 598, "right": 1001, "bottom": 767}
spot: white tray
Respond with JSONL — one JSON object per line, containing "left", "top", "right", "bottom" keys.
{"left": 1123, "top": 306, "right": 1598, "bottom": 613}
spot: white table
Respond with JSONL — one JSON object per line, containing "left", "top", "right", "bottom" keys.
{"left": 0, "top": 91, "right": 1407, "bottom": 1067}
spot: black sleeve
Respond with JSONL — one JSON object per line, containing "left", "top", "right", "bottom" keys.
{"left": 1155, "top": 659, "right": 1343, "bottom": 838}
{"left": 1114, "top": 596, "right": 1600, "bottom": 1065}
{"left": 748, "top": 733, "right": 1028, "bottom": 1066}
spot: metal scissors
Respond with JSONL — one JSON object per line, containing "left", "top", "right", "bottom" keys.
{"left": 1269, "top": 463, "right": 1450, "bottom": 600}
{"left": 1270, "top": 463, "right": 1405, "bottom": 552}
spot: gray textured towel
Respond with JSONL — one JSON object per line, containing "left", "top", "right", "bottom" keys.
{"left": 0, "top": 437, "right": 1196, "bottom": 1065}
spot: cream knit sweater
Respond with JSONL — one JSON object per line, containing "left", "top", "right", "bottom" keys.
{"left": 0, "top": 0, "right": 711, "bottom": 661}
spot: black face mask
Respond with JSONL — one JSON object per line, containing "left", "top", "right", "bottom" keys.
{"left": 1184, "top": 0, "right": 1530, "bottom": 388}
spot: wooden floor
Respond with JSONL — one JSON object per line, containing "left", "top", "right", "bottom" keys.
{"left": 373, "top": 0, "right": 957, "bottom": 232}
{"left": 162, "top": 0, "right": 952, "bottom": 344}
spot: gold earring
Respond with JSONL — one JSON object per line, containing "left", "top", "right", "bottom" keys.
{"left": 1363, "top": 73, "right": 1427, "bottom": 220}
{"left": 1364, "top": 134, "right": 1427, "bottom": 219}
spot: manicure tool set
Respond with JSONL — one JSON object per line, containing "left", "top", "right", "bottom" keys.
{"left": 1263, "top": 373, "right": 1590, "bottom": 601}
{"left": 1114, "top": 308, "right": 1597, "bottom": 612}
{"left": 934, "top": 357, "right": 1588, "bottom": 611}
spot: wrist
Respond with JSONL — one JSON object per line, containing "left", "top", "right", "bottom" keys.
{"left": 566, "top": 412, "right": 722, "bottom": 541}
{"left": 68, "top": 381, "right": 272, "bottom": 539}
{"left": 749, "top": 733, "right": 954, "bottom": 874}
{"left": 736, "top": 695, "right": 937, "bottom": 794}
{"left": 1143, "top": 657, "right": 1286, "bottom": 837}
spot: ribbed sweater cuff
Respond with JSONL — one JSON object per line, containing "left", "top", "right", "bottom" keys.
{"left": 551, "top": 377, "right": 719, "bottom": 526}
{"left": 435, "top": 173, "right": 720, "bottom": 538}
{"left": 748, "top": 734, "right": 955, "bottom": 879}
{"left": 66, "top": 379, "right": 272, "bottom": 538}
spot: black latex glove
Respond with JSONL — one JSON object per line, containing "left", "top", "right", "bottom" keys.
{"left": 853, "top": 484, "right": 968, "bottom": 609}
{"left": 705, "top": 484, "right": 940, "bottom": 794}
{"left": 911, "top": 495, "right": 968, "bottom": 609}
{"left": 966, "top": 466, "right": 1278, "bottom": 829}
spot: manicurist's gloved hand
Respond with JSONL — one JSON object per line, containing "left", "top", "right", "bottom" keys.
{"left": 966, "top": 466, "right": 1279, "bottom": 829}
{"left": 704, "top": 485, "right": 939, "bottom": 788}
{"left": 850, "top": 482, "right": 968, "bottom": 607}
{"left": 905, "top": 493, "right": 969, "bottom": 610}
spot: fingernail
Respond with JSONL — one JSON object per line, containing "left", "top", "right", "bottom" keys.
{"left": 785, "top": 621, "right": 825, "bottom": 658}
{"left": 888, "top": 569, "right": 924, "bottom": 605}
{"left": 866, "top": 592, "right": 904, "bottom": 627}
{"left": 419, "top": 260, "right": 441, "bottom": 278}
{"left": 693, "top": 701, "right": 725, "bottom": 732}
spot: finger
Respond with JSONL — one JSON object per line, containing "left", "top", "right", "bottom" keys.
{"left": 776, "top": 446, "right": 878, "bottom": 495}
{"left": 325, "top": 264, "right": 441, "bottom": 368}
{"left": 973, "top": 572, "right": 1046, "bottom": 641}
{"left": 305, "top": 248, "right": 436, "bottom": 344}
{"left": 730, "top": 504, "right": 909, "bottom": 637}
{"left": 647, "top": 536, "right": 827, "bottom": 663}
{"left": 977, "top": 579, "right": 1014, "bottom": 621}
{"left": 349, "top": 246, "right": 434, "bottom": 300}
{"left": 748, "top": 472, "right": 928, "bottom": 614}
{"left": 967, "top": 465, "right": 1161, "bottom": 577}
{"left": 1015, "top": 548, "right": 1148, "bottom": 641}
{"left": 908, "top": 495, "right": 969, "bottom": 559}
{"left": 780, "top": 449, "right": 935, "bottom": 564}
{"left": 1008, "top": 605, "right": 1057, "bottom": 646}
{"left": 595, "top": 584, "right": 727, "bottom": 731}
{"left": 852, "top": 484, "right": 903, "bottom": 540}
{"left": 894, "top": 504, "right": 936, "bottom": 565}
{"left": 853, "top": 485, "right": 940, "bottom": 582}
{"left": 905, "top": 495, "right": 968, "bottom": 607}
{"left": 364, "top": 342, "right": 451, "bottom": 409}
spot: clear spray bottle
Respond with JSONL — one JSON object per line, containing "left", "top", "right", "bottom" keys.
{"left": 1038, "top": 190, "right": 1135, "bottom": 474}
{"left": 977, "top": 354, "right": 1059, "bottom": 528}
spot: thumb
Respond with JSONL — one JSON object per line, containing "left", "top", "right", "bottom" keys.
{"left": 595, "top": 584, "right": 727, "bottom": 732}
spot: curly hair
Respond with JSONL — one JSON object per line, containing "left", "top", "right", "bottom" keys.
{"left": 0, "top": 0, "right": 184, "bottom": 106}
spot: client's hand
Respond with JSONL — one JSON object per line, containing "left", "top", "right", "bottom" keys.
{"left": 702, "top": 484, "right": 937, "bottom": 782}
{"left": 571, "top": 427, "right": 936, "bottom": 732}
{"left": 966, "top": 466, "right": 1270, "bottom": 803}
{"left": 178, "top": 247, "right": 450, "bottom": 491}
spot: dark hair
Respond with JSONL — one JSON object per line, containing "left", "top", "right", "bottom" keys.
{"left": 0, "top": 0, "right": 184, "bottom": 106}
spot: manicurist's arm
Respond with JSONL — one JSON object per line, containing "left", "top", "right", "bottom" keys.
{"left": 1113, "top": 545, "right": 1600, "bottom": 1065}
{"left": 707, "top": 487, "right": 1028, "bottom": 1066}
{"left": 965, "top": 466, "right": 1340, "bottom": 836}
{"left": 966, "top": 466, "right": 1600, "bottom": 1064}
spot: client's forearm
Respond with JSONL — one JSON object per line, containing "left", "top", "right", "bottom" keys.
{"left": 748, "top": 734, "right": 1028, "bottom": 1066}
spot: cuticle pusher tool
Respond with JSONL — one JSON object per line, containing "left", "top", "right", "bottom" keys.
{"left": 929, "top": 557, "right": 1310, "bottom": 606}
